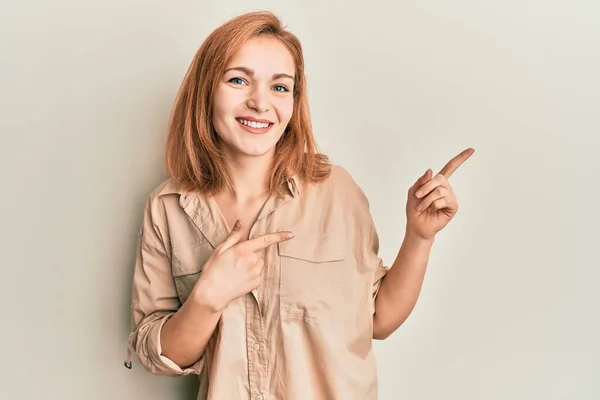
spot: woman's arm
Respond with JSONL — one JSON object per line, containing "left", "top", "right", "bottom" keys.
{"left": 372, "top": 230, "right": 434, "bottom": 339}
{"left": 159, "top": 284, "right": 222, "bottom": 369}
{"left": 373, "top": 148, "right": 474, "bottom": 339}
{"left": 129, "top": 236, "right": 207, "bottom": 376}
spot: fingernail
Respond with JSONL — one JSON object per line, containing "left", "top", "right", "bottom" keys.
{"left": 286, "top": 232, "right": 294, "bottom": 239}
{"left": 415, "top": 191, "right": 422, "bottom": 198}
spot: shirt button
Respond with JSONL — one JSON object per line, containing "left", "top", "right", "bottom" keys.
{"left": 253, "top": 343, "right": 260, "bottom": 351}
{"left": 256, "top": 395, "right": 264, "bottom": 400}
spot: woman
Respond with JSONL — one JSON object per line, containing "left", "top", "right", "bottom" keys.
{"left": 125, "top": 10, "right": 474, "bottom": 400}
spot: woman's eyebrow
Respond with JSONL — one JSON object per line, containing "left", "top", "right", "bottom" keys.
{"left": 273, "top": 73, "right": 295, "bottom": 81}
{"left": 225, "top": 66, "right": 294, "bottom": 81}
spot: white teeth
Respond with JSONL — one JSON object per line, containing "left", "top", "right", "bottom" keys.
{"left": 238, "top": 119, "right": 270, "bottom": 129}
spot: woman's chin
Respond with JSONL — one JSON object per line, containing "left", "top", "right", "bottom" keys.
{"left": 244, "top": 148, "right": 276, "bottom": 158}
{"left": 229, "top": 145, "right": 276, "bottom": 159}
{"left": 217, "top": 136, "right": 279, "bottom": 160}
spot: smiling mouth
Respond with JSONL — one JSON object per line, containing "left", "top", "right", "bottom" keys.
{"left": 236, "top": 118, "right": 273, "bottom": 129}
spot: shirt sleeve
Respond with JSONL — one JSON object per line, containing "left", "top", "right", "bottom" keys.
{"left": 338, "top": 165, "right": 390, "bottom": 309}
{"left": 367, "top": 221, "right": 390, "bottom": 302}
{"left": 126, "top": 198, "right": 204, "bottom": 376}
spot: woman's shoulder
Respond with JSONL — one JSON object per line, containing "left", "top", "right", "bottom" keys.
{"left": 137, "top": 178, "right": 195, "bottom": 246}
{"left": 144, "top": 177, "right": 196, "bottom": 207}
{"left": 327, "top": 164, "right": 358, "bottom": 185}
{"left": 309, "top": 164, "right": 371, "bottom": 208}
{"left": 141, "top": 178, "right": 187, "bottom": 219}
{"left": 148, "top": 178, "right": 182, "bottom": 199}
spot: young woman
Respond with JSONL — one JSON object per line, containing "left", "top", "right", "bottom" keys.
{"left": 125, "top": 10, "right": 474, "bottom": 400}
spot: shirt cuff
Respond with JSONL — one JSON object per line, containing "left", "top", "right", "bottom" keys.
{"left": 150, "top": 314, "right": 205, "bottom": 376}
{"left": 372, "top": 263, "right": 389, "bottom": 299}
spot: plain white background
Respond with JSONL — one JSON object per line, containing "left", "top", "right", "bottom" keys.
{"left": 1, "top": 1, "right": 598, "bottom": 399}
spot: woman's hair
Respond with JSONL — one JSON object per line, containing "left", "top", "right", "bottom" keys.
{"left": 165, "top": 11, "right": 331, "bottom": 195}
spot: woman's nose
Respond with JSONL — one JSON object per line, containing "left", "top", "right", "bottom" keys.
{"left": 245, "top": 86, "right": 270, "bottom": 113}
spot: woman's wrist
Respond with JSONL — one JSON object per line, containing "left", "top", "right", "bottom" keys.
{"left": 190, "top": 279, "right": 226, "bottom": 313}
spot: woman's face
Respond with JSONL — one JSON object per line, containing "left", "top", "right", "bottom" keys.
{"left": 212, "top": 36, "right": 295, "bottom": 160}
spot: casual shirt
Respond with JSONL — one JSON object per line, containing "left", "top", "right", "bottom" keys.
{"left": 125, "top": 165, "right": 389, "bottom": 400}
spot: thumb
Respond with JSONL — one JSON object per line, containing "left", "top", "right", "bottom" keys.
{"left": 411, "top": 168, "right": 432, "bottom": 194}
{"left": 218, "top": 219, "right": 243, "bottom": 252}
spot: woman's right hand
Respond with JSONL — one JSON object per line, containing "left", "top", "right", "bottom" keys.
{"left": 191, "top": 219, "right": 294, "bottom": 312}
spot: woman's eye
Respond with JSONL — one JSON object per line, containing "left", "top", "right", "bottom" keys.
{"left": 273, "top": 85, "right": 289, "bottom": 92}
{"left": 229, "top": 77, "right": 245, "bottom": 85}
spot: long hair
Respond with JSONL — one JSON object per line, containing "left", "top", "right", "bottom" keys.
{"left": 165, "top": 11, "right": 331, "bottom": 195}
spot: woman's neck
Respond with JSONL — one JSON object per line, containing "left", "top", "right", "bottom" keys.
{"left": 222, "top": 152, "right": 273, "bottom": 203}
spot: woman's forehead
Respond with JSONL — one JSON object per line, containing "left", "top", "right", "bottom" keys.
{"left": 225, "top": 36, "right": 295, "bottom": 78}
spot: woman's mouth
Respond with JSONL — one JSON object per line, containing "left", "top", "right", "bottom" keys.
{"left": 236, "top": 118, "right": 274, "bottom": 134}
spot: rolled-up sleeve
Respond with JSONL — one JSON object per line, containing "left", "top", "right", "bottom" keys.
{"left": 126, "top": 199, "right": 204, "bottom": 376}
{"left": 367, "top": 222, "right": 389, "bottom": 302}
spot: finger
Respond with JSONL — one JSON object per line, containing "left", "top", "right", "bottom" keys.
{"left": 236, "top": 231, "right": 294, "bottom": 253}
{"left": 418, "top": 168, "right": 433, "bottom": 184}
{"left": 438, "top": 148, "right": 475, "bottom": 178}
{"left": 218, "top": 219, "right": 244, "bottom": 252}
{"left": 415, "top": 173, "right": 448, "bottom": 199}
{"left": 416, "top": 187, "right": 449, "bottom": 212}
{"left": 430, "top": 197, "right": 449, "bottom": 212}
{"left": 410, "top": 168, "right": 433, "bottom": 195}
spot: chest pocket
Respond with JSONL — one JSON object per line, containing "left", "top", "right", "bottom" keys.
{"left": 171, "top": 241, "right": 213, "bottom": 304}
{"left": 277, "top": 232, "right": 352, "bottom": 325}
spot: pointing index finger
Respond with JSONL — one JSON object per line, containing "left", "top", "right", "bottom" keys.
{"left": 236, "top": 231, "right": 295, "bottom": 252}
{"left": 438, "top": 148, "right": 475, "bottom": 178}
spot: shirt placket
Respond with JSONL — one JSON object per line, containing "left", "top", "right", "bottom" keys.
{"left": 245, "top": 294, "right": 268, "bottom": 400}
{"left": 245, "top": 191, "right": 295, "bottom": 400}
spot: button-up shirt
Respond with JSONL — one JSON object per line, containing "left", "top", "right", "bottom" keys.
{"left": 126, "top": 165, "right": 389, "bottom": 400}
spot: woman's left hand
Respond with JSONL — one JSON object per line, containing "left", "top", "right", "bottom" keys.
{"left": 406, "top": 148, "right": 475, "bottom": 240}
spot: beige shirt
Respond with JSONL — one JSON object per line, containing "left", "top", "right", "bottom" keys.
{"left": 125, "top": 165, "right": 389, "bottom": 400}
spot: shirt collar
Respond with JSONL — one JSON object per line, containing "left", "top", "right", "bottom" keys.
{"left": 286, "top": 174, "right": 301, "bottom": 198}
{"left": 158, "top": 174, "right": 301, "bottom": 198}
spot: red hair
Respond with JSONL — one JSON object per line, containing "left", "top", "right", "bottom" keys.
{"left": 165, "top": 11, "right": 331, "bottom": 195}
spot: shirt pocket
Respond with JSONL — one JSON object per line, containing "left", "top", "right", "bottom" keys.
{"left": 171, "top": 240, "right": 213, "bottom": 304}
{"left": 277, "top": 232, "right": 352, "bottom": 325}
